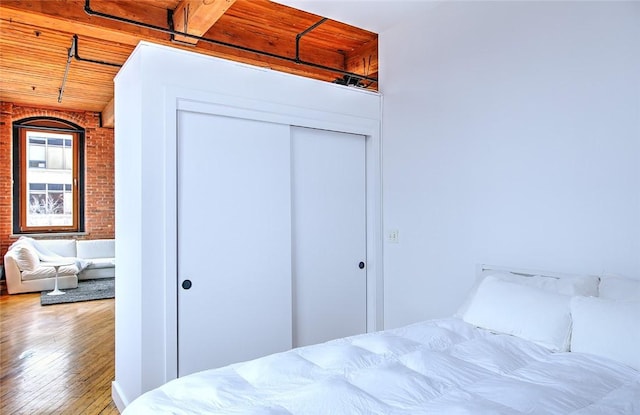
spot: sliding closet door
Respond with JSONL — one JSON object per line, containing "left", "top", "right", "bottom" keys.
{"left": 291, "top": 126, "right": 367, "bottom": 347}
{"left": 177, "top": 111, "right": 292, "bottom": 377}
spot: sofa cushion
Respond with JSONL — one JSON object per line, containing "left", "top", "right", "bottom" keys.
{"left": 76, "top": 239, "right": 114, "bottom": 260}
{"left": 22, "top": 264, "right": 79, "bottom": 281}
{"left": 36, "top": 239, "right": 77, "bottom": 257}
{"left": 13, "top": 244, "right": 40, "bottom": 271}
{"left": 85, "top": 258, "right": 116, "bottom": 269}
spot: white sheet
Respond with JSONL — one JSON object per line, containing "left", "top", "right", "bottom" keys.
{"left": 123, "top": 318, "right": 640, "bottom": 414}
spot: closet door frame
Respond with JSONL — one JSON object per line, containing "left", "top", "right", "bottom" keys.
{"left": 161, "top": 88, "right": 382, "bottom": 382}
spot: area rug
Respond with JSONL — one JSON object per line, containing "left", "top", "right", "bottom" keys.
{"left": 41, "top": 278, "right": 114, "bottom": 306}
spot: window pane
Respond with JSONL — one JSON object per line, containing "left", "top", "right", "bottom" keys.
{"left": 29, "top": 144, "right": 46, "bottom": 168}
{"left": 47, "top": 146, "right": 64, "bottom": 169}
{"left": 29, "top": 193, "right": 46, "bottom": 214}
{"left": 48, "top": 192, "right": 64, "bottom": 214}
{"left": 48, "top": 183, "right": 64, "bottom": 191}
{"left": 63, "top": 190, "right": 72, "bottom": 214}
{"left": 64, "top": 147, "right": 72, "bottom": 169}
{"left": 29, "top": 183, "right": 46, "bottom": 191}
{"left": 25, "top": 130, "right": 75, "bottom": 228}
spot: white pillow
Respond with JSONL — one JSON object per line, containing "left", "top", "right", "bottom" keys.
{"left": 12, "top": 243, "right": 40, "bottom": 271}
{"left": 501, "top": 273, "right": 599, "bottom": 296}
{"left": 537, "top": 274, "right": 600, "bottom": 297}
{"left": 462, "top": 276, "right": 573, "bottom": 351}
{"left": 598, "top": 276, "right": 640, "bottom": 301}
{"left": 456, "top": 271, "right": 598, "bottom": 317}
{"left": 570, "top": 296, "right": 640, "bottom": 370}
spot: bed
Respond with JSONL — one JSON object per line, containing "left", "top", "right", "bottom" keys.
{"left": 123, "top": 266, "right": 640, "bottom": 414}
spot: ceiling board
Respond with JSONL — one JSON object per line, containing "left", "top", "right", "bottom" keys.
{"left": 0, "top": 0, "right": 378, "bottom": 125}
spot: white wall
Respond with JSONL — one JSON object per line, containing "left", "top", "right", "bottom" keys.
{"left": 380, "top": 1, "right": 640, "bottom": 328}
{"left": 112, "top": 49, "right": 143, "bottom": 410}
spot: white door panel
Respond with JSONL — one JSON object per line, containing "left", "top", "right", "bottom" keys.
{"left": 177, "top": 111, "right": 292, "bottom": 377}
{"left": 291, "top": 126, "right": 367, "bottom": 347}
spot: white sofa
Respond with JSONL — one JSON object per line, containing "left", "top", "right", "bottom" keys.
{"left": 3, "top": 238, "right": 115, "bottom": 294}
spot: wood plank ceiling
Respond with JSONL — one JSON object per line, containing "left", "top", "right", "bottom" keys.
{"left": 0, "top": 0, "right": 378, "bottom": 127}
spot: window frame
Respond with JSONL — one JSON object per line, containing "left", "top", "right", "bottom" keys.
{"left": 12, "top": 117, "right": 85, "bottom": 234}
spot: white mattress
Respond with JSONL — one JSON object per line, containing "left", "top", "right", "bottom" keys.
{"left": 123, "top": 318, "right": 640, "bottom": 414}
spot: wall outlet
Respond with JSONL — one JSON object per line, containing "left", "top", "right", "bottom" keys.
{"left": 387, "top": 229, "right": 399, "bottom": 243}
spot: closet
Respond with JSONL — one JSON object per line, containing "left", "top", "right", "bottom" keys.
{"left": 113, "top": 41, "right": 381, "bottom": 406}
{"left": 177, "top": 113, "right": 367, "bottom": 376}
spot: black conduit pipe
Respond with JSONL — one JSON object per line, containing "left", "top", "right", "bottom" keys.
{"left": 83, "top": 0, "right": 377, "bottom": 85}
{"left": 296, "top": 18, "right": 327, "bottom": 63}
{"left": 73, "top": 35, "right": 122, "bottom": 68}
{"left": 58, "top": 34, "right": 122, "bottom": 103}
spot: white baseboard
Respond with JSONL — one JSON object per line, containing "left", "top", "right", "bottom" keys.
{"left": 112, "top": 381, "right": 129, "bottom": 413}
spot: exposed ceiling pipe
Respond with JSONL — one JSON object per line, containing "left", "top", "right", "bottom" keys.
{"left": 72, "top": 35, "right": 122, "bottom": 68}
{"left": 83, "top": 0, "right": 377, "bottom": 85}
{"left": 58, "top": 34, "right": 123, "bottom": 103}
{"left": 58, "top": 36, "right": 75, "bottom": 103}
{"left": 296, "top": 18, "right": 328, "bottom": 63}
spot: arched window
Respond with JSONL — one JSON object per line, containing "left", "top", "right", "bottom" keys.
{"left": 12, "top": 117, "right": 85, "bottom": 234}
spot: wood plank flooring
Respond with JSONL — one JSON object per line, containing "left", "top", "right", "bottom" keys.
{"left": 0, "top": 290, "right": 119, "bottom": 414}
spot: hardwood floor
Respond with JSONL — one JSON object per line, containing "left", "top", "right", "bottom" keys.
{"left": 0, "top": 290, "right": 119, "bottom": 414}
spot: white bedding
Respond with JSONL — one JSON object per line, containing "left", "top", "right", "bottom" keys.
{"left": 123, "top": 318, "right": 640, "bottom": 414}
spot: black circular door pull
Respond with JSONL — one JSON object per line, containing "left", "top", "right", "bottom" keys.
{"left": 182, "top": 279, "right": 192, "bottom": 290}
{"left": 359, "top": 262, "right": 365, "bottom": 269}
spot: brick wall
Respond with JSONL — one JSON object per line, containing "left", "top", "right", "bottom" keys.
{"left": 0, "top": 102, "right": 115, "bottom": 266}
